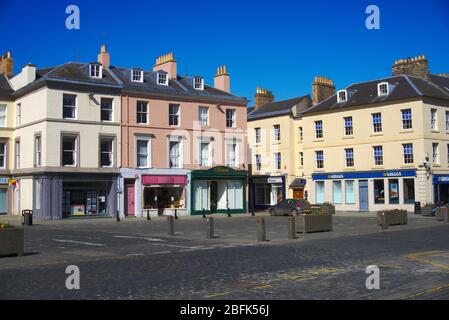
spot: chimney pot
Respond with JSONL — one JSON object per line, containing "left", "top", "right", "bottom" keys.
{"left": 392, "top": 54, "right": 429, "bottom": 79}
{"left": 254, "top": 86, "right": 274, "bottom": 109}
{"left": 312, "top": 76, "right": 335, "bottom": 105}
{"left": 97, "top": 44, "right": 110, "bottom": 68}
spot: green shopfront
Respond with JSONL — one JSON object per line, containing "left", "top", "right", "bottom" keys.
{"left": 190, "top": 166, "right": 247, "bottom": 215}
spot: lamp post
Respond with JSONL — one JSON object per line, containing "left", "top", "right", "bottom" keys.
{"left": 116, "top": 185, "right": 123, "bottom": 222}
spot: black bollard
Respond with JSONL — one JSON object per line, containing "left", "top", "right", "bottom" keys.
{"left": 116, "top": 209, "right": 120, "bottom": 222}
{"left": 202, "top": 208, "right": 206, "bottom": 219}
{"left": 147, "top": 209, "right": 151, "bottom": 221}
{"left": 227, "top": 208, "right": 231, "bottom": 218}
{"left": 381, "top": 213, "right": 388, "bottom": 230}
{"left": 175, "top": 209, "right": 178, "bottom": 220}
{"left": 167, "top": 215, "right": 175, "bottom": 236}
{"left": 206, "top": 217, "right": 214, "bottom": 239}
{"left": 288, "top": 216, "right": 296, "bottom": 239}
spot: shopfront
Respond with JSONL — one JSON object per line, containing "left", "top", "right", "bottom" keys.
{"left": 250, "top": 175, "right": 286, "bottom": 210}
{"left": 311, "top": 170, "right": 417, "bottom": 212}
{"left": 0, "top": 177, "right": 10, "bottom": 215}
{"left": 289, "top": 178, "right": 307, "bottom": 200}
{"left": 190, "top": 166, "right": 247, "bottom": 215}
{"left": 433, "top": 174, "right": 449, "bottom": 203}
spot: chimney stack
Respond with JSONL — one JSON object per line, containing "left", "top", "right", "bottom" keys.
{"left": 97, "top": 44, "right": 110, "bottom": 68}
{"left": 0, "top": 51, "right": 14, "bottom": 77}
{"left": 312, "top": 76, "right": 335, "bottom": 105}
{"left": 254, "top": 87, "right": 275, "bottom": 109}
{"left": 439, "top": 73, "right": 449, "bottom": 78}
{"left": 392, "top": 55, "right": 429, "bottom": 79}
{"left": 153, "top": 52, "right": 177, "bottom": 80}
{"left": 214, "top": 65, "right": 230, "bottom": 93}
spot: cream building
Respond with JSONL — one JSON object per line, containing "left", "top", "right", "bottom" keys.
{"left": 301, "top": 55, "right": 449, "bottom": 212}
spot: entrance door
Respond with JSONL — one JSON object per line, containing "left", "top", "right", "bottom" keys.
{"left": 293, "top": 188, "right": 304, "bottom": 199}
{"left": 210, "top": 181, "right": 218, "bottom": 213}
{"left": 125, "top": 185, "right": 135, "bottom": 216}
{"left": 359, "top": 180, "right": 369, "bottom": 211}
{"left": 0, "top": 188, "right": 7, "bottom": 214}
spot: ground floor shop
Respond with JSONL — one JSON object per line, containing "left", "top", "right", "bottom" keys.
{"left": 433, "top": 174, "right": 449, "bottom": 203}
{"left": 250, "top": 175, "right": 286, "bottom": 210}
{"left": 0, "top": 177, "right": 13, "bottom": 215}
{"left": 309, "top": 169, "right": 419, "bottom": 212}
{"left": 190, "top": 166, "right": 247, "bottom": 215}
{"left": 289, "top": 178, "right": 307, "bottom": 200}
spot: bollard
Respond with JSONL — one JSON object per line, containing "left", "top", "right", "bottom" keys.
{"left": 175, "top": 209, "right": 178, "bottom": 220}
{"left": 202, "top": 208, "right": 206, "bottom": 219}
{"left": 116, "top": 209, "right": 120, "bottom": 222}
{"left": 257, "top": 218, "right": 266, "bottom": 242}
{"left": 167, "top": 215, "right": 175, "bottom": 236}
{"left": 251, "top": 207, "right": 255, "bottom": 216}
{"left": 381, "top": 213, "right": 388, "bottom": 230}
{"left": 227, "top": 208, "right": 232, "bottom": 218}
{"left": 288, "top": 216, "right": 296, "bottom": 239}
{"left": 206, "top": 217, "right": 214, "bottom": 239}
{"left": 147, "top": 209, "right": 151, "bottom": 221}
{"left": 444, "top": 212, "right": 449, "bottom": 223}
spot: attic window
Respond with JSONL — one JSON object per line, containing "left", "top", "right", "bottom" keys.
{"left": 193, "top": 77, "right": 204, "bottom": 90}
{"left": 90, "top": 64, "right": 102, "bottom": 79}
{"left": 378, "top": 82, "right": 389, "bottom": 96}
{"left": 157, "top": 73, "right": 168, "bottom": 86}
{"left": 337, "top": 90, "right": 347, "bottom": 103}
{"left": 132, "top": 69, "right": 144, "bottom": 83}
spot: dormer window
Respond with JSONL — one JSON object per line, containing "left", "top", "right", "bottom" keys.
{"left": 157, "top": 72, "right": 168, "bottom": 86}
{"left": 337, "top": 90, "right": 347, "bottom": 103}
{"left": 378, "top": 82, "right": 389, "bottom": 96}
{"left": 132, "top": 69, "right": 144, "bottom": 83}
{"left": 90, "top": 64, "right": 102, "bottom": 79}
{"left": 193, "top": 77, "right": 204, "bottom": 90}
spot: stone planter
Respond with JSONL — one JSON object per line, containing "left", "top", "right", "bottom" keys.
{"left": 421, "top": 206, "right": 434, "bottom": 217}
{"left": 377, "top": 210, "right": 408, "bottom": 226}
{"left": 296, "top": 214, "right": 332, "bottom": 233}
{"left": 320, "top": 204, "right": 335, "bottom": 215}
{"left": 435, "top": 207, "right": 449, "bottom": 222}
{"left": 0, "top": 228, "right": 24, "bottom": 257}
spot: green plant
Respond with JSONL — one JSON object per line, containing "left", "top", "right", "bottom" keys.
{"left": 422, "top": 203, "right": 434, "bottom": 208}
{"left": 0, "top": 222, "right": 15, "bottom": 229}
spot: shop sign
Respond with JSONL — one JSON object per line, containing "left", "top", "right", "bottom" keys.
{"left": 268, "top": 177, "right": 283, "bottom": 184}
{"left": 0, "top": 177, "right": 8, "bottom": 185}
{"left": 313, "top": 170, "right": 416, "bottom": 180}
{"left": 433, "top": 175, "right": 449, "bottom": 184}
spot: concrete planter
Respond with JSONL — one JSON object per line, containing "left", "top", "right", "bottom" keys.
{"left": 0, "top": 228, "right": 24, "bottom": 257}
{"left": 377, "top": 210, "right": 408, "bottom": 226}
{"left": 435, "top": 207, "right": 449, "bottom": 222}
{"left": 421, "top": 207, "right": 433, "bottom": 217}
{"left": 320, "top": 204, "right": 336, "bottom": 215}
{"left": 296, "top": 214, "right": 332, "bottom": 233}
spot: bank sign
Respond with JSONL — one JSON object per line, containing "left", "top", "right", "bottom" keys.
{"left": 433, "top": 175, "right": 449, "bottom": 184}
{"left": 312, "top": 170, "right": 416, "bottom": 181}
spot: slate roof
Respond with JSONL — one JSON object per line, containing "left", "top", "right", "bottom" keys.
{"left": 302, "top": 74, "right": 449, "bottom": 114}
{"left": 0, "top": 74, "right": 13, "bottom": 100}
{"left": 247, "top": 95, "right": 312, "bottom": 121}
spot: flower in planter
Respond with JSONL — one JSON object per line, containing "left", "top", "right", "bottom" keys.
{"left": 0, "top": 223, "right": 14, "bottom": 229}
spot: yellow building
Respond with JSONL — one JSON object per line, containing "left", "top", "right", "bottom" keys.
{"left": 301, "top": 55, "right": 449, "bottom": 212}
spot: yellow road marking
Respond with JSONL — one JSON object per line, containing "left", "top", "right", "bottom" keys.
{"left": 405, "top": 251, "right": 449, "bottom": 271}
{"left": 251, "top": 284, "right": 273, "bottom": 290}
{"left": 401, "top": 283, "right": 449, "bottom": 300}
{"left": 204, "top": 291, "right": 232, "bottom": 298}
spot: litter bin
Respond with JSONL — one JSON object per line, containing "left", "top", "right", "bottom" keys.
{"left": 22, "top": 209, "right": 33, "bottom": 226}
{"left": 414, "top": 202, "right": 421, "bottom": 215}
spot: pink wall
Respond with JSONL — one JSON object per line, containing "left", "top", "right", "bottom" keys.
{"left": 121, "top": 95, "right": 248, "bottom": 170}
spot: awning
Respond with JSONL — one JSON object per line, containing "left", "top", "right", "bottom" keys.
{"left": 290, "top": 178, "right": 306, "bottom": 188}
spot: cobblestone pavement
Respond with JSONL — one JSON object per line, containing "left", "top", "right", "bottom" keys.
{"left": 1, "top": 212, "right": 448, "bottom": 300}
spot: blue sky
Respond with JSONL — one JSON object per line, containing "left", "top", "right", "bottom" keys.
{"left": 1, "top": 0, "right": 449, "bottom": 104}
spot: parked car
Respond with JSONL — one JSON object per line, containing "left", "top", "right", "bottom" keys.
{"left": 268, "top": 199, "right": 310, "bottom": 216}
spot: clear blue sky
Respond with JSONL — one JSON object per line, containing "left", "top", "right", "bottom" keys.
{"left": 2, "top": 0, "right": 449, "bottom": 104}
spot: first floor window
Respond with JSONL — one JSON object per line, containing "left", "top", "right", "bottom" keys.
{"left": 63, "top": 94, "right": 76, "bottom": 119}
{"left": 315, "top": 181, "right": 325, "bottom": 204}
{"left": 315, "top": 121, "right": 323, "bottom": 139}
{"left": 345, "top": 180, "right": 355, "bottom": 204}
{"left": 373, "top": 146, "right": 383, "bottom": 166}
{"left": 446, "top": 111, "right": 449, "bottom": 131}
{"left": 101, "top": 98, "right": 113, "bottom": 121}
{"left": 344, "top": 117, "right": 353, "bottom": 136}
{"left": 388, "top": 179, "right": 400, "bottom": 204}
{"left": 273, "top": 125, "right": 281, "bottom": 141}
{"left": 431, "top": 108, "right": 438, "bottom": 130}
{"left": 199, "top": 107, "right": 209, "bottom": 126}
{"left": 226, "top": 109, "right": 236, "bottom": 128}
{"left": 137, "top": 101, "right": 148, "bottom": 124}
{"left": 0, "top": 142, "right": 6, "bottom": 169}
{"left": 299, "top": 127, "right": 303, "bottom": 141}
{"left": 333, "top": 181, "right": 342, "bottom": 204}
{"left": 401, "top": 109, "right": 412, "bottom": 129}
{"left": 299, "top": 152, "right": 304, "bottom": 166}
{"left": 372, "top": 113, "right": 382, "bottom": 133}
{"left": 0, "top": 105, "right": 6, "bottom": 127}
{"left": 403, "top": 143, "right": 414, "bottom": 164}
{"left": 34, "top": 135, "right": 41, "bottom": 166}
{"left": 315, "top": 150, "right": 324, "bottom": 169}
{"left": 345, "top": 148, "right": 354, "bottom": 167}
{"left": 226, "top": 142, "right": 238, "bottom": 167}
{"left": 199, "top": 142, "right": 210, "bottom": 166}
{"left": 403, "top": 179, "right": 415, "bottom": 204}
{"left": 447, "top": 144, "right": 449, "bottom": 164}
{"left": 100, "top": 138, "right": 114, "bottom": 167}
{"left": 255, "top": 154, "right": 262, "bottom": 171}
{"left": 62, "top": 136, "right": 77, "bottom": 166}
{"left": 432, "top": 143, "right": 439, "bottom": 164}
{"left": 374, "top": 179, "right": 385, "bottom": 204}
{"left": 169, "top": 104, "right": 180, "bottom": 126}
{"left": 169, "top": 140, "right": 182, "bottom": 168}
{"left": 15, "top": 140, "right": 20, "bottom": 169}
{"left": 274, "top": 152, "right": 281, "bottom": 170}
{"left": 136, "top": 138, "right": 150, "bottom": 168}
{"left": 16, "top": 103, "right": 21, "bottom": 126}
{"left": 255, "top": 128, "right": 261, "bottom": 144}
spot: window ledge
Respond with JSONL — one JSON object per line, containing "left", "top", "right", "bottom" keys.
{"left": 431, "top": 130, "right": 440, "bottom": 133}
{"left": 400, "top": 130, "right": 414, "bottom": 134}
{"left": 342, "top": 136, "right": 354, "bottom": 139}
{"left": 400, "top": 164, "right": 415, "bottom": 168}
{"left": 371, "top": 166, "right": 385, "bottom": 170}
{"left": 433, "top": 164, "right": 441, "bottom": 168}
{"left": 313, "top": 139, "right": 325, "bottom": 143}
{"left": 370, "top": 133, "right": 383, "bottom": 137}
{"left": 343, "top": 168, "right": 356, "bottom": 171}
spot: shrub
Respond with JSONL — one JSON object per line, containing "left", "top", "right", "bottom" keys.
{"left": 0, "top": 223, "right": 15, "bottom": 229}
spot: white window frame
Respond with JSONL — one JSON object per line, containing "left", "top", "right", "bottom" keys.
{"left": 315, "top": 150, "right": 324, "bottom": 169}
{"left": 15, "top": 139, "right": 20, "bottom": 169}
{"left": 131, "top": 69, "right": 144, "bottom": 83}
{"left": 315, "top": 120, "right": 323, "bottom": 139}
{"left": 377, "top": 82, "right": 389, "bottom": 96}
{"left": 337, "top": 90, "right": 347, "bottom": 103}
{"left": 169, "top": 139, "right": 183, "bottom": 168}
{"left": 255, "top": 128, "right": 261, "bottom": 144}
{"left": 193, "top": 77, "right": 204, "bottom": 90}
{"left": 0, "top": 105, "right": 7, "bottom": 128}
{"left": 63, "top": 94, "right": 77, "bottom": 120}
{"left": 226, "top": 109, "right": 236, "bottom": 128}
{"left": 345, "top": 148, "right": 354, "bottom": 167}
{"left": 100, "top": 137, "right": 114, "bottom": 168}
{"left": 402, "top": 143, "right": 414, "bottom": 164}
{"left": 16, "top": 103, "right": 21, "bottom": 126}
{"left": 226, "top": 140, "right": 239, "bottom": 167}
{"left": 137, "top": 101, "right": 148, "bottom": 124}
{"left": 169, "top": 104, "right": 180, "bottom": 127}
{"left": 34, "top": 135, "right": 41, "bottom": 167}
{"left": 89, "top": 64, "right": 102, "bottom": 79}
{"left": 100, "top": 98, "right": 113, "bottom": 122}
{"left": 401, "top": 109, "right": 413, "bottom": 130}
{"left": 299, "top": 127, "right": 303, "bottom": 141}
{"left": 299, "top": 152, "right": 304, "bottom": 167}
{"left": 0, "top": 142, "right": 6, "bottom": 169}
{"left": 136, "top": 137, "right": 151, "bottom": 169}
{"left": 431, "top": 108, "right": 438, "bottom": 130}
{"left": 274, "top": 152, "right": 281, "bottom": 170}
{"left": 273, "top": 125, "right": 281, "bottom": 141}
{"left": 255, "top": 154, "right": 262, "bottom": 171}
{"left": 432, "top": 143, "right": 439, "bottom": 164}
{"left": 62, "top": 135, "right": 78, "bottom": 167}
{"left": 446, "top": 111, "right": 449, "bottom": 132}
{"left": 344, "top": 116, "right": 353, "bottom": 136}
{"left": 199, "top": 141, "right": 212, "bottom": 167}
{"left": 373, "top": 146, "right": 383, "bottom": 166}
{"left": 372, "top": 113, "right": 382, "bottom": 133}
{"left": 199, "top": 107, "right": 209, "bottom": 126}
{"left": 157, "top": 72, "right": 168, "bottom": 86}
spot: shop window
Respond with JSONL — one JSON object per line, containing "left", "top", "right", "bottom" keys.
{"left": 345, "top": 180, "right": 355, "bottom": 204}
{"left": 62, "top": 135, "right": 77, "bottom": 167}
{"left": 143, "top": 186, "right": 185, "bottom": 210}
{"left": 0, "top": 142, "right": 6, "bottom": 169}
{"left": 226, "top": 181, "right": 243, "bottom": 210}
{"left": 194, "top": 181, "right": 209, "bottom": 211}
{"left": 255, "top": 184, "right": 271, "bottom": 205}
{"left": 315, "top": 181, "right": 325, "bottom": 204}
{"left": 0, "top": 188, "right": 7, "bottom": 214}
{"left": 374, "top": 179, "right": 385, "bottom": 204}
{"left": 332, "top": 181, "right": 342, "bottom": 204}
{"left": 388, "top": 179, "right": 400, "bottom": 204}
{"left": 100, "top": 98, "right": 113, "bottom": 121}
{"left": 271, "top": 184, "right": 283, "bottom": 205}
{"left": 403, "top": 179, "right": 415, "bottom": 204}
{"left": 34, "top": 179, "right": 42, "bottom": 211}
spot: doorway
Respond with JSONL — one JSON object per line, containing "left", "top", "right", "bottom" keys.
{"left": 359, "top": 180, "right": 369, "bottom": 211}
{"left": 125, "top": 183, "right": 135, "bottom": 216}
{"left": 293, "top": 188, "right": 304, "bottom": 199}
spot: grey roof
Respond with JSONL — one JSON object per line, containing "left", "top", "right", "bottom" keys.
{"left": 0, "top": 74, "right": 13, "bottom": 100}
{"left": 303, "top": 74, "right": 449, "bottom": 114}
{"left": 110, "top": 66, "right": 246, "bottom": 105}
{"left": 247, "top": 95, "right": 312, "bottom": 121}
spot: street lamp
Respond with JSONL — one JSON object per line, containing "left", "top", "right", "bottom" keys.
{"left": 116, "top": 185, "right": 123, "bottom": 222}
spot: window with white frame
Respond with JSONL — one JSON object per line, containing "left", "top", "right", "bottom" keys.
{"left": 0, "top": 105, "right": 6, "bottom": 127}
{"left": 447, "top": 144, "right": 449, "bottom": 164}
{"left": 299, "top": 127, "right": 303, "bottom": 141}
{"left": 432, "top": 142, "right": 439, "bottom": 164}
{"left": 62, "top": 135, "right": 77, "bottom": 167}
{"left": 15, "top": 139, "right": 20, "bottom": 169}
{"left": 100, "top": 137, "right": 114, "bottom": 167}
{"left": 315, "top": 150, "right": 324, "bottom": 169}
{"left": 199, "top": 107, "right": 209, "bottom": 126}
{"left": 100, "top": 98, "right": 113, "bottom": 121}
{"left": 136, "top": 138, "right": 151, "bottom": 168}
{"left": 446, "top": 111, "right": 449, "bottom": 131}
{"left": 137, "top": 101, "right": 148, "bottom": 124}
{"left": 373, "top": 146, "right": 383, "bottom": 166}
{"left": 157, "top": 72, "right": 168, "bottom": 85}
{"left": 337, "top": 90, "right": 347, "bottom": 102}
{"left": 226, "top": 109, "right": 236, "bottom": 128}
{"left": 274, "top": 152, "right": 281, "bottom": 170}
{"left": 169, "top": 104, "right": 180, "bottom": 126}
{"left": 255, "top": 128, "right": 261, "bottom": 144}
{"left": 315, "top": 120, "right": 323, "bottom": 139}
{"left": 299, "top": 152, "right": 304, "bottom": 166}
{"left": 34, "top": 135, "right": 41, "bottom": 167}
{"left": 401, "top": 109, "right": 412, "bottom": 130}
{"left": 199, "top": 142, "right": 211, "bottom": 166}
{"left": 63, "top": 94, "right": 76, "bottom": 119}
{"left": 255, "top": 154, "right": 262, "bottom": 171}
{"left": 193, "top": 77, "right": 204, "bottom": 90}
{"left": 226, "top": 141, "right": 238, "bottom": 167}
{"left": 89, "top": 64, "right": 102, "bottom": 78}
{"left": 377, "top": 82, "right": 389, "bottom": 96}
{"left": 344, "top": 117, "right": 353, "bottom": 136}
{"left": 372, "top": 113, "right": 382, "bottom": 133}
{"left": 169, "top": 140, "right": 182, "bottom": 168}
{"left": 345, "top": 148, "right": 354, "bottom": 167}
{"left": 403, "top": 143, "right": 414, "bottom": 164}
{"left": 131, "top": 69, "right": 144, "bottom": 83}
{"left": 431, "top": 108, "right": 438, "bottom": 130}
{"left": 16, "top": 103, "right": 21, "bottom": 126}
{"left": 273, "top": 124, "right": 281, "bottom": 141}
{"left": 0, "top": 142, "right": 6, "bottom": 169}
